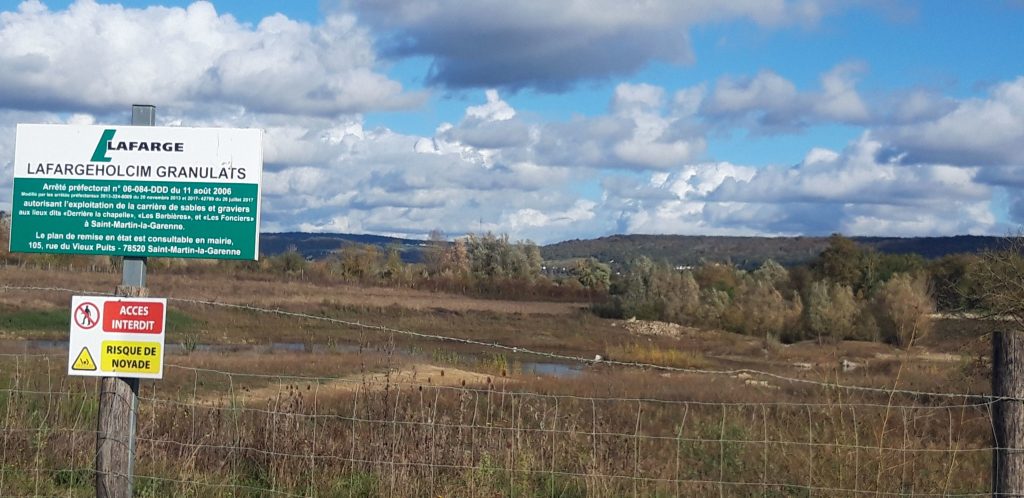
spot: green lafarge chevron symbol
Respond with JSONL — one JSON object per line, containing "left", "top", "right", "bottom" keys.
{"left": 90, "top": 129, "right": 116, "bottom": 162}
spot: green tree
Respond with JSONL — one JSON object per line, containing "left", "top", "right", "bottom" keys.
{"left": 929, "top": 253, "right": 982, "bottom": 312}
{"left": 696, "top": 288, "right": 730, "bottom": 327}
{"left": 269, "top": 245, "right": 307, "bottom": 275}
{"left": 718, "top": 275, "right": 802, "bottom": 340}
{"left": 813, "top": 234, "right": 866, "bottom": 291}
{"left": 753, "top": 259, "right": 789, "bottom": 288}
{"left": 382, "top": 246, "right": 406, "bottom": 284}
{"left": 677, "top": 271, "right": 701, "bottom": 319}
{"left": 876, "top": 253, "right": 926, "bottom": 285}
{"left": 465, "top": 233, "right": 542, "bottom": 281}
{"left": 694, "top": 262, "right": 741, "bottom": 295}
{"left": 335, "top": 244, "right": 383, "bottom": 282}
{"left": 731, "top": 279, "right": 788, "bottom": 338}
{"left": 805, "top": 281, "right": 859, "bottom": 342}
{"left": 571, "top": 258, "right": 611, "bottom": 291}
{"left": 606, "top": 257, "right": 701, "bottom": 323}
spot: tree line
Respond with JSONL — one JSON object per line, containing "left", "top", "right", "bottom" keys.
{"left": 1, "top": 210, "right": 1019, "bottom": 344}
{"left": 596, "top": 233, "right": 1022, "bottom": 345}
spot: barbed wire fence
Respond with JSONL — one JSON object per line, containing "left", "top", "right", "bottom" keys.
{"left": 0, "top": 285, "right": 1005, "bottom": 496}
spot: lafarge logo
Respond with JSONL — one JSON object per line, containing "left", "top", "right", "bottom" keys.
{"left": 23, "top": 124, "right": 248, "bottom": 181}
{"left": 90, "top": 129, "right": 116, "bottom": 161}
{"left": 90, "top": 129, "right": 185, "bottom": 162}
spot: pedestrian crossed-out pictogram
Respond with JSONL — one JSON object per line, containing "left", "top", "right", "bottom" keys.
{"left": 74, "top": 302, "right": 100, "bottom": 329}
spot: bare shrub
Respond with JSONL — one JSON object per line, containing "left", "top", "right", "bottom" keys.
{"left": 973, "top": 235, "right": 1024, "bottom": 328}
{"left": 875, "top": 273, "right": 934, "bottom": 346}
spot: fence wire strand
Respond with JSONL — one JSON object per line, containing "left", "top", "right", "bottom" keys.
{"left": 0, "top": 284, "right": 1001, "bottom": 401}
{"left": 0, "top": 283, "right": 1003, "bottom": 496}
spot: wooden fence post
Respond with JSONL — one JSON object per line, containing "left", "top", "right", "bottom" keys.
{"left": 95, "top": 377, "right": 139, "bottom": 497}
{"left": 993, "top": 329, "right": 1024, "bottom": 496}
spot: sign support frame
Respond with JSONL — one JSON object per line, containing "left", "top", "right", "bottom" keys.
{"left": 96, "top": 104, "right": 153, "bottom": 498}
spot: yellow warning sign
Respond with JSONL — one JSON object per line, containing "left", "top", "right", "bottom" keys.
{"left": 71, "top": 347, "right": 96, "bottom": 371}
{"left": 101, "top": 341, "right": 161, "bottom": 374}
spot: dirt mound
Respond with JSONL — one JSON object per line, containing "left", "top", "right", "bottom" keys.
{"left": 620, "top": 319, "right": 693, "bottom": 338}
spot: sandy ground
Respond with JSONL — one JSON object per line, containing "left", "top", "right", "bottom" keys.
{"left": 202, "top": 363, "right": 501, "bottom": 406}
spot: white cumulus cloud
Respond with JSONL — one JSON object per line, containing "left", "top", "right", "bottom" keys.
{"left": 0, "top": 0, "right": 420, "bottom": 115}
{"left": 601, "top": 135, "right": 995, "bottom": 237}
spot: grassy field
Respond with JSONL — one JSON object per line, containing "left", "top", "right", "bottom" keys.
{"left": 0, "top": 265, "right": 999, "bottom": 496}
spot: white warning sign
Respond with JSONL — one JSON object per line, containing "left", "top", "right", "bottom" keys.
{"left": 67, "top": 295, "right": 167, "bottom": 379}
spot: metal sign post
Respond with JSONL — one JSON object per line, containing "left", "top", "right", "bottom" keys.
{"left": 96, "top": 104, "right": 153, "bottom": 498}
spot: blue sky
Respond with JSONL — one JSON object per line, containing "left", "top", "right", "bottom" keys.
{"left": 1, "top": 0, "right": 1022, "bottom": 243}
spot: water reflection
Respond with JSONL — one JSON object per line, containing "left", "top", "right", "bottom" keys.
{"left": 5, "top": 339, "right": 584, "bottom": 378}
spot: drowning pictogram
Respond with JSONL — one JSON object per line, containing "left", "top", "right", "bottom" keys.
{"left": 71, "top": 347, "right": 96, "bottom": 371}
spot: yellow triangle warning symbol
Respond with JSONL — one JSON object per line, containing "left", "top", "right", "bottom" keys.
{"left": 72, "top": 347, "right": 96, "bottom": 371}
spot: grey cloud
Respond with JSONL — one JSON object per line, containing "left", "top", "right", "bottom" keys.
{"left": 878, "top": 77, "right": 1024, "bottom": 167}
{"left": 883, "top": 89, "right": 958, "bottom": 124}
{"left": 0, "top": 109, "right": 100, "bottom": 210}
{"left": 1010, "top": 194, "right": 1024, "bottom": 224}
{"left": 701, "top": 65, "right": 870, "bottom": 133}
{"left": 840, "top": 202, "right": 995, "bottom": 236}
{"left": 756, "top": 203, "right": 846, "bottom": 235}
{"left": 343, "top": 0, "right": 830, "bottom": 91}
{"left": 601, "top": 176, "right": 679, "bottom": 203}
{"left": 704, "top": 70, "right": 797, "bottom": 116}
{"left": 702, "top": 201, "right": 845, "bottom": 235}
{"left": 350, "top": 189, "right": 450, "bottom": 210}
{"left": 434, "top": 87, "right": 707, "bottom": 171}
{"left": 439, "top": 118, "right": 532, "bottom": 149}
{"left": 530, "top": 117, "right": 635, "bottom": 168}
{"left": 974, "top": 166, "right": 1024, "bottom": 188}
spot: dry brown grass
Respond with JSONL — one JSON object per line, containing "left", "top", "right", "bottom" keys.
{"left": 0, "top": 265, "right": 1001, "bottom": 495}
{"left": 605, "top": 343, "right": 711, "bottom": 369}
{"left": 0, "top": 266, "right": 583, "bottom": 315}
{"left": 0, "top": 350, "right": 994, "bottom": 497}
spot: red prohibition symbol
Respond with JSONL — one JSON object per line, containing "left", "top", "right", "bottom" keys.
{"left": 74, "top": 302, "right": 100, "bottom": 329}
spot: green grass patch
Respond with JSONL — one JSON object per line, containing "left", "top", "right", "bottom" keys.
{"left": 50, "top": 468, "right": 92, "bottom": 490}
{"left": 166, "top": 308, "right": 200, "bottom": 332}
{"left": 329, "top": 471, "right": 379, "bottom": 498}
{"left": 0, "top": 307, "right": 69, "bottom": 331}
{"left": 0, "top": 306, "right": 198, "bottom": 335}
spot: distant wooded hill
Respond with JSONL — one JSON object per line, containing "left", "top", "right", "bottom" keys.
{"left": 541, "top": 234, "right": 1008, "bottom": 269}
{"left": 260, "top": 232, "right": 1007, "bottom": 268}
{"left": 260, "top": 232, "right": 427, "bottom": 261}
